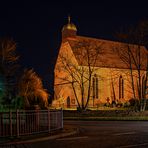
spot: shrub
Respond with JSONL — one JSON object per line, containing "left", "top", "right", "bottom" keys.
{"left": 116, "top": 102, "right": 123, "bottom": 107}
{"left": 129, "top": 98, "right": 136, "bottom": 106}
{"left": 128, "top": 98, "right": 140, "bottom": 111}
{"left": 123, "top": 102, "right": 130, "bottom": 108}
{"left": 104, "top": 103, "right": 110, "bottom": 107}
{"left": 111, "top": 100, "right": 116, "bottom": 108}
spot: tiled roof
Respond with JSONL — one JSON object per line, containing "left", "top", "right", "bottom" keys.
{"left": 65, "top": 36, "right": 148, "bottom": 70}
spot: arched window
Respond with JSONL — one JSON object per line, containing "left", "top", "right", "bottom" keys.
{"left": 142, "top": 75, "right": 146, "bottom": 98}
{"left": 93, "top": 74, "right": 98, "bottom": 99}
{"left": 119, "top": 75, "right": 124, "bottom": 99}
{"left": 67, "top": 96, "right": 70, "bottom": 108}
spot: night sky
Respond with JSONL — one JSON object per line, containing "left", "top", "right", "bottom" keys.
{"left": 0, "top": 0, "right": 148, "bottom": 95}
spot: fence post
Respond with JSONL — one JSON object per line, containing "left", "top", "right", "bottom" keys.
{"left": 36, "top": 109, "right": 40, "bottom": 132}
{"left": 55, "top": 110, "right": 57, "bottom": 128}
{"left": 0, "top": 113, "right": 3, "bottom": 136}
{"left": 9, "top": 111, "right": 12, "bottom": 137}
{"left": 48, "top": 109, "right": 50, "bottom": 133}
{"left": 61, "top": 108, "right": 63, "bottom": 129}
{"left": 16, "top": 109, "right": 19, "bottom": 137}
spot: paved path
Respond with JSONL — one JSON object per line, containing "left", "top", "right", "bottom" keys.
{"left": 3, "top": 121, "right": 148, "bottom": 148}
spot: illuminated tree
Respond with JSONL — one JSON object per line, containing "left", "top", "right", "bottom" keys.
{"left": 18, "top": 69, "right": 49, "bottom": 109}
{"left": 56, "top": 39, "right": 103, "bottom": 110}
{"left": 114, "top": 20, "right": 148, "bottom": 111}
{"left": 0, "top": 38, "right": 19, "bottom": 106}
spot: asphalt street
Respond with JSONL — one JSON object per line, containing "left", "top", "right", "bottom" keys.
{"left": 5, "top": 121, "right": 148, "bottom": 148}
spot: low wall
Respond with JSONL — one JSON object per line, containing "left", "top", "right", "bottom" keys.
{"left": 63, "top": 109, "right": 148, "bottom": 117}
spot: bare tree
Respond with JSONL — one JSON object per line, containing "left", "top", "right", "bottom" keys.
{"left": 114, "top": 20, "right": 148, "bottom": 111}
{"left": 55, "top": 39, "right": 103, "bottom": 110}
{"left": 18, "top": 69, "right": 49, "bottom": 109}
{"left": 0, "top": 38, "right": 19, "bottom": 106}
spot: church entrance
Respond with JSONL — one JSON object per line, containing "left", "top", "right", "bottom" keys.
{"left": 67, "top": 96, "right": 70, "bottom": 108}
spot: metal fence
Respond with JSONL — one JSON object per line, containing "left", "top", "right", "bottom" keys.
{"left": 0, "top": 109, "right": 63, "bottom": 138}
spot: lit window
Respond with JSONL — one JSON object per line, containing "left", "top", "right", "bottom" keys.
{"left": 142, "top": 75, "right": 146, "bottom": 98}
{"left": 119, "top": 75, "right": 124, "bottom": 99}
{"left": 93, "top": 74, "right": 98, "bottom": 99}
{"left": 93, "top": 77, "right": 95, "bottom": 99}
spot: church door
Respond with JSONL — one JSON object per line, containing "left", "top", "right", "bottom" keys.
{"left": 67, "top": 96, "right": 70, "bottom": 108}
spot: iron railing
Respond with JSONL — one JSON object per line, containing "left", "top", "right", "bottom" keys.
{"left": 0, "top": 109, "right": 63, "bottom": 138}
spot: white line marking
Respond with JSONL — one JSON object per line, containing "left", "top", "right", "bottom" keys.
{"left": 113, "top": 132, "right": 136, "bottom": 136}
{"left": 57, "top": 136, "right": 88, "bottom": 141}
{"left": 117, "top": 143, "right": 148, "bottom": 148}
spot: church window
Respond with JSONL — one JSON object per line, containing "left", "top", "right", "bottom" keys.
{"left": 93, "top": 74, "right": 99, "bottom": 99}
{"left": 67, "top": 96, "right": 70, "bottom": 108}
{"left": 142, "top": 75, "right": 146, "bottom": 97}
{"left": 119, "top": 75, "right": 124, "bottom": 99}
{"left": 93, "top": 77, "right": 95, "bottom": 99}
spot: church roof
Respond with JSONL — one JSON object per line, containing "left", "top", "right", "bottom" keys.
{"left": 64, "top": 36, "right": 148, "bottom": 70}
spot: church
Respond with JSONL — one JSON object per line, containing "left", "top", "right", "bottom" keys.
{"left": 52, "top": 17, "right": 148, "bottom": 109}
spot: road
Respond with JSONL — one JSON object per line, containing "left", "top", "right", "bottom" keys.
{"left": 11, "top": 121, "right": 148, "bottom": 148}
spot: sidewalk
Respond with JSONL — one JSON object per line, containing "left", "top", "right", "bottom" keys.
{"left": 0, "top": 128, "right": 79, "bottom": 146}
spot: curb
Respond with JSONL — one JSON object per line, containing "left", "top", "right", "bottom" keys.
{"left": 64, "top": 116, "right": 148, "bottom": 121}
{"left": 1, "top": 128, "right": 79, "bottom": 145}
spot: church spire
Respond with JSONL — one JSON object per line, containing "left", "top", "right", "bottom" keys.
{"left": 62, "top": 15, "right": 77, "bottom": 41}
{"left": 68, "top": 15, "right": 71, "bottom": 24}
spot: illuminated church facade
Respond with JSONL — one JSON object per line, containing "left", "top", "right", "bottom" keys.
{"left": 52, "top": 17, "right": 148, "bottom": 109}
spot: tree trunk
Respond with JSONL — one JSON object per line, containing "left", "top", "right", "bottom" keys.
{"left": 71, "top": 82, "right": 81, "bottom": 108}
{"left": 85, "top": 75, "right": 92, "bottom": 109}
{"left": 128, "top": 47, "right": 136, "bottom": 99}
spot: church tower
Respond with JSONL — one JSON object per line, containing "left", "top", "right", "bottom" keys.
{"left": 62, "top": 16, "right": 77, "bottom": 41}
